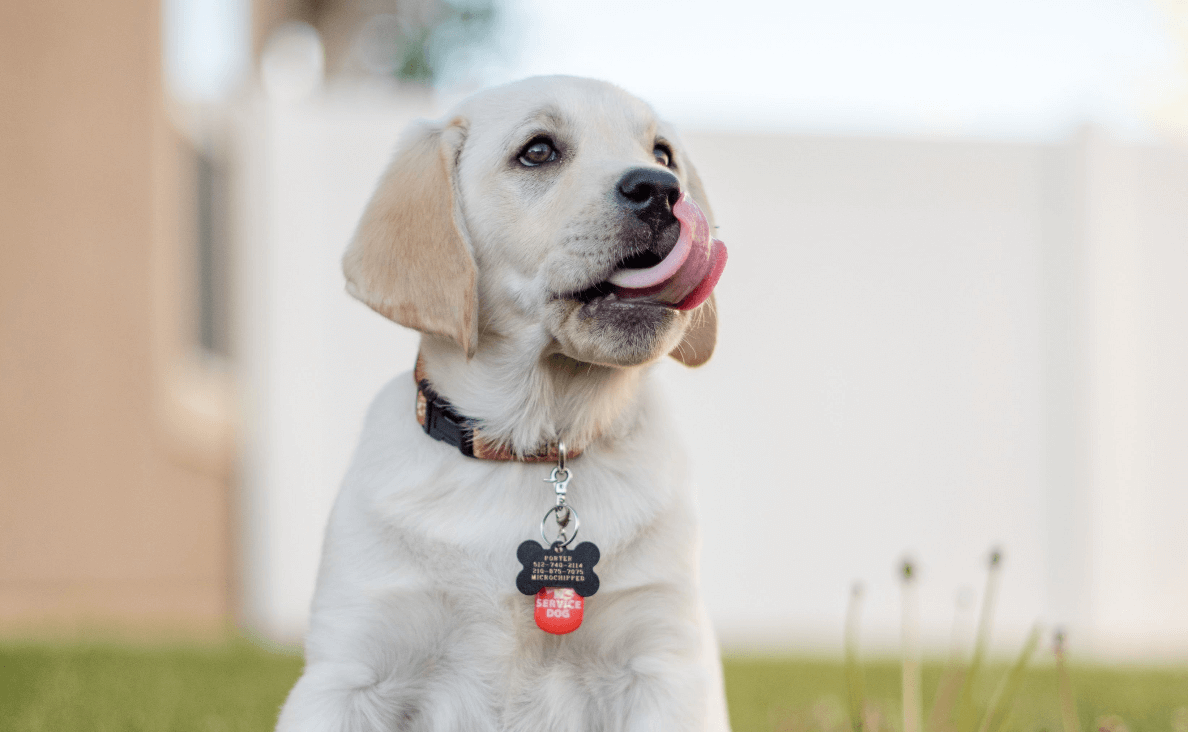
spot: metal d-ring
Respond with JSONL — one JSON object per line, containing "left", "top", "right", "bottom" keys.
{"left": 541, "top": 504, "right": 581, "bottom": 548}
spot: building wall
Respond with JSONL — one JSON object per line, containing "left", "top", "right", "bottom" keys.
{"left": 0, "top": 1, "right": 236, "bottom": 634}
{"left": 679, "top": 128, "right": 1188, "bottom": 658}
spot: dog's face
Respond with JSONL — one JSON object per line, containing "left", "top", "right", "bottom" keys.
{"left": 343, "top": 76, "right": 718, "bottom": 368}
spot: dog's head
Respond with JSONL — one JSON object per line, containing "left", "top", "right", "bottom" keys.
{"left": 343, "top": 76, "right": 721, "bottom": 369}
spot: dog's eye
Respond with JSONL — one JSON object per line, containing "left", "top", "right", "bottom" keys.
{"left": 653, "top": 145, "right": 672, "bottom": 167}
{"left": 519, "top": 138, "right": 557, "bottom": 166}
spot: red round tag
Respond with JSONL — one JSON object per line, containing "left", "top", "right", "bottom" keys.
{"left": 534, "top": 587, "right": 584, "bottom": 634}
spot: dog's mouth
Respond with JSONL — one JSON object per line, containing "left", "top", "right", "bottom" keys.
{"left": 563, "top": 194, "right": 728, "bottom": 311}
{"left": 566, "top": 247, "right": 666, "bottom": 306}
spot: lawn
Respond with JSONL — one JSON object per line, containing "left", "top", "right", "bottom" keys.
{"left": 1, "top": 641, "right": 1185, "bottom": 732}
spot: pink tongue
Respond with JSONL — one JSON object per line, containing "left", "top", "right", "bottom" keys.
{"left": 608, "top": 194, "right": 728, "bottom": 311}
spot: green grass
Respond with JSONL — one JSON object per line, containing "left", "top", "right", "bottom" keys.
{"left": 0, "top": 642, "right": 1185, "bottom": 732}
{"left": 723, "top": 657, "right": 1188, "bottom": 732}
{"left": 0, "top": 641, "right": 302, "bottom": 732}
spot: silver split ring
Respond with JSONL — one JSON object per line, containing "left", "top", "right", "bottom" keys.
{"left": 540, "top": 504, "right": 581, "bottom": 548}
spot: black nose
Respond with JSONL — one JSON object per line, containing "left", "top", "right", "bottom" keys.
{"left": 617, "top": 168, "right": 681, "bottom": 228}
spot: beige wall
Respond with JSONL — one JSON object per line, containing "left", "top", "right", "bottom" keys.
{"left": 0, "top": 1, "right": 236, "bottom": 635}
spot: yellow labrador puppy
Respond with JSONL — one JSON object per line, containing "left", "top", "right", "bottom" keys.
{"left": 277, "top": 76, "right": 730, "bottom": 732}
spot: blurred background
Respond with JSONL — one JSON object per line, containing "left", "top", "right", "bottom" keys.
{"left": 3, "top": 0, "right": 1187, "bottom": 663}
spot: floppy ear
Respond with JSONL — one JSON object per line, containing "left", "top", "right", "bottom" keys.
{"left": 669, "top": 156, "right": 719, "bottom": 367}
{"left": 343, "top": 117, "right": 479, "bottom": 357}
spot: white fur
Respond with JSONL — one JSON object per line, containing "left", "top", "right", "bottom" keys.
{"left": 277, "top": 77, "right": 731, "bottom": 732}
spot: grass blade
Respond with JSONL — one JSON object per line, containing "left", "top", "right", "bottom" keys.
{"left": 1055, "top": 631, "right": 1081, "bottom": 732}
{"left": 954, "top": 549, "right": 1002, "bottom": 732}
{"left": 902, "top": 559, "right": 923, "bottom": 732}
{"left": 925, "top": 589, "right": 974, "bottom": 732}
{"left": 845, "top": 583, "right": 866, "bottom": 732}
{"left": 977, "top": 624, "right": 1041, "bottom": 732}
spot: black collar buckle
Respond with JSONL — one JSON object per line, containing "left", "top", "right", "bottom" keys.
{"left": 419, "top": 381, "right": 476, "bottom": 458}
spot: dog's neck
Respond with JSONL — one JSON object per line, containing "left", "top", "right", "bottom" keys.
{"left": 416, "top": 335, "right": 650, "bottom": 457}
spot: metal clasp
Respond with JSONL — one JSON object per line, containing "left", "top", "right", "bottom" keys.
{"left": 540, "top": 441, "right": 579, "bottom": 548}
{"left": 546, "top": 465, "right": 570, "bottom": 503}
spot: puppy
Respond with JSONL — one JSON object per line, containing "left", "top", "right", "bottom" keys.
{"left": 277, "top": 76, "right": 731, "bottom": 732}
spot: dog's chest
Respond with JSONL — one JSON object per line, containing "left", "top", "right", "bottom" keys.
{"left": 399, "top": 578, "right": 705, "bottom": 728}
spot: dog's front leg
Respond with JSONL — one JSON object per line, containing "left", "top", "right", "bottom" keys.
{"left": 591, "top": 587, "right": 730, "bottom": 732}
{"left": 609, "top": 648, "right": 726, "bottom": 732}
{"left": 277, "top": 660, "right": 422, "bottom": 732}
{"left": 276, "top": 588, "right": 500, "bottom": 732}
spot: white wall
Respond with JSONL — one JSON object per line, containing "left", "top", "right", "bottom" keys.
{"left": 234, "top": 89, "right": 1188, "bottom": 659}
{"left": 669, "top": 134, "right": 1054, "bottom": 653}
{"left": 235, "top": 89, "right": 432, "bottom": 641}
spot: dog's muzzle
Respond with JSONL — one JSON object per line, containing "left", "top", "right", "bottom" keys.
{"left": 608, "top": 192, "right": 728, "bottom": 311}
